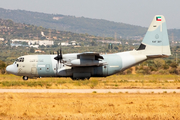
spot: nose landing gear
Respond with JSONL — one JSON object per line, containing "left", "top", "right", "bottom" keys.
{"left": 23, "top": 76, "right": 28, "bottom": 80}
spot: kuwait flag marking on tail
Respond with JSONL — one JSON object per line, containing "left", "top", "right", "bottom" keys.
{"left": 156, "top": 16, "right": 161, "bottom": 21}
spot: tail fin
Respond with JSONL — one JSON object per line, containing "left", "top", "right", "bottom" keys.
{"left": 137, "top": 15, "right": 171, "bottom": 58}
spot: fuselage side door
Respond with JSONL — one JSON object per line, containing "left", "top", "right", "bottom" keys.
{"left": 31, "top": 67, "right": 37, "bottom": 75}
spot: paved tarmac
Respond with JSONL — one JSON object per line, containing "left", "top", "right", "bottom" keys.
{"left": 0, "top": 89, "right": 180, "bottom": 93}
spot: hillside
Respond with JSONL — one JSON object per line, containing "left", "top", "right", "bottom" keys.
{"left": 0, "top": 7, "right": 180, "bottom": 40}
{"left": 0, "top": 18, "right": 107, "bottom": 42}
{"left": 0, "top": 8, "right": 180, "bottom": 40}
{"left": 0, "top": 8, "right": 147, "bottom": 38}
{"left": 0, "top": 18, "right": 123, "bottom": 63}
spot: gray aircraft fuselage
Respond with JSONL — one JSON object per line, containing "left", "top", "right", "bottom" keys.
{"left": 6, "top": 15, "right": 171, "bottom": 80}
{"left": 6, "top": 51, "right": 147, "bottom": 80}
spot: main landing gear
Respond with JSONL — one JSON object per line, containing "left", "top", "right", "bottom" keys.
{"left": 71, "top": 77, "right": 90, "bottom": 80}
{"left": 23, "top": 76, "right": 28, "bottom": 81}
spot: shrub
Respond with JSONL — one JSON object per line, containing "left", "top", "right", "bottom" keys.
{"left": 154, "top": 59, "right": 165, "bottom": 69}
{"left": 163, "top": 91, "right": 167, "bottom": 94}
{"left": 163, "top": 64, "right": 169, "bottom": 69}
{"left": 169, "top": 68, "right": 178, "bottom": 74}
{"left": 158, "top": 69, "right": 169, "bottom": 75}
{"left": 170, "top": 62, "right": 178, "bottom": 68}
{"left": 136, "top": 66, "right": 151, "bottom": 75}
{"left": 92, "top": 91, "right": 97, "bottom": 93}
{"left": 150, "top": 66, "right": 158, "bottom": 71}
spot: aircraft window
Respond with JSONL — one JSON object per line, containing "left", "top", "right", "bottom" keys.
{"left": 16, "top": 57, "right": 24, "bottom": 62}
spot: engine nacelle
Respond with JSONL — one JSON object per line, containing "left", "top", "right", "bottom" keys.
{"left": 71, "top": 59, "right": 106, "bottom": 66}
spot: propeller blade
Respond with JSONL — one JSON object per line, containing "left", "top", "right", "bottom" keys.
{"left": 54, "top": 48, "right": 63, "bottom": 73}
{"left": 54, "top": 51, "right": 59, "bottom": 61}
{"left": 59, "top": 49, "right": 63, "bottom": 61}
{"left": 54, "top": 48, "right": 63, "bottom": 63}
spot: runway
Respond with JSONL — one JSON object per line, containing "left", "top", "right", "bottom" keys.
{"left": 0, "top": 89, "right": 180, "bottom": 93}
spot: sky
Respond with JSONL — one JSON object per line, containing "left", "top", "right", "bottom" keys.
{"left": 0, "top": 0, "right": 179, "bottom": 29}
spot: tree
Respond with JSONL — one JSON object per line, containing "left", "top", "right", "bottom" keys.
{"left": 0, "top": 60, "right": 6, "bottom": 74}
{"left": 170, "top": 62, "right": 178, "bottom": 68}
{"left": 30, "top": 47, "right": 35, "bottom": 53}
{"left": 108, "top": 43, "right": 113, "bottom": 49}
{"left": 91, "top": 41, "right": 97, "bottom": 46}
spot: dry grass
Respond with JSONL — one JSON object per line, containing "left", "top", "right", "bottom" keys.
{"left": 0, "top": 93, "right": 180, "bottom": 120}
{"left": 1, "top": 74, "right": 180, "bottom": 89}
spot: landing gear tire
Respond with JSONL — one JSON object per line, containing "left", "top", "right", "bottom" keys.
{"left": 70, "top": 77, "right": 79, "bottom": 80}
{"left": 70, "top": 77, "right": 90, "bottom": 80}
{"left": 23, "top": 76, "right": 28, "bottom": 81}
{"left": 82, "top": 77, "right": 90, "bottom": 80}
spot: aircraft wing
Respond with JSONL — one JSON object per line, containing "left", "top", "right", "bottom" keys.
{"left": 65, "top": 52, "right": 107, "bottom": 67}
{"left": 77, "top": 52, "right": 104, "bottom": 60}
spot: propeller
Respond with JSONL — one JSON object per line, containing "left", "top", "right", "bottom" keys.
{"left": 54, "top": 49, "right": 63, "bottom": 63}
{"left": 54, "top": 49, "right": 63, "bottom": 75}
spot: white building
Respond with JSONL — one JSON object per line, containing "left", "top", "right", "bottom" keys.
{"left": 61, "top": 41, "right": 78, "bottom": 46}
{"left": 28, "top": 40, "right": 39, "bottom": 45}
{"left": 11, "top": 39, "right": 54, "bottom": 48}
{"left": 61, "top": 42, "right": 70, "bottom": 46}
{"left": 39, "top": 40, "right": 54, "bottom": 46}
{"left": 71, "top": 41, "right": 76, "bottom": 45}
{"left": 29, "top": 45, "right": 39, "bottom": 48}
{"left": 0, "top": 38, "right": 4, "bottom": 41}
{"left": 97, "top": 40, "right": 121, "bottom": 44}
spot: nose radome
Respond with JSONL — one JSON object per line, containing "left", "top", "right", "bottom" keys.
{"left": 6, "top": 65, "right": 11, "bottom": 73}
{"left": 6, "top": 64, "right": 17, "bottom": 75}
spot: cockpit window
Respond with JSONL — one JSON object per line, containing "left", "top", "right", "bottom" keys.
{"left": 16, "top": 57, "right": 24, "bottom": 62}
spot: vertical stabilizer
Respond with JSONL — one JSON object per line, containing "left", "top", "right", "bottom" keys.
{"left": 137, "top": 15, "right": 171, "bottom": 58}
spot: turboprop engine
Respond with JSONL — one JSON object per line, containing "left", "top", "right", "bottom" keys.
{"left": 71, "top": 59, "right": 107, "bottom": 66}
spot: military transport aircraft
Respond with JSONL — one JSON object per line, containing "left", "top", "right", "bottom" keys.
{"left": 6, "top": 15, "right": 171, "bottom": 80}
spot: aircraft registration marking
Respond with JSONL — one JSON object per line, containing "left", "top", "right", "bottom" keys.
{"left": 30, "top": 59, "right": 44, "bottom": 62}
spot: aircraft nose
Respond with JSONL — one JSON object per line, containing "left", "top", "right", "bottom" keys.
{"left": 6, "top": 64, "right": 18, "bottom": 75}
